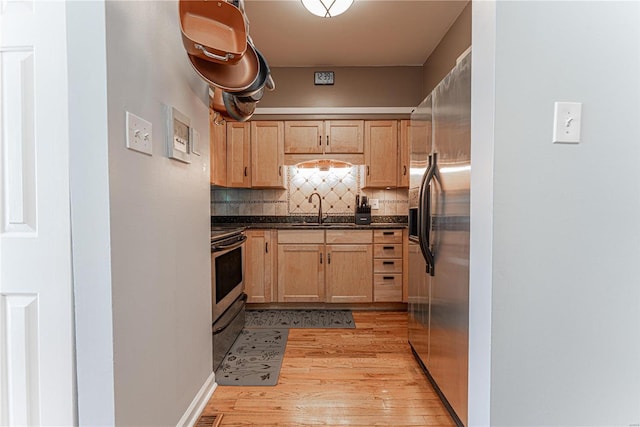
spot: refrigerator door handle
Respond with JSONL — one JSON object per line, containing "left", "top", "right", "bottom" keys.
{"left": 418, "top": 154, "right": 436, "bottom": 275}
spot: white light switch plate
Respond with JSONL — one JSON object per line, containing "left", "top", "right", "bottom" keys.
{"left": 190, "top": 127, "right": 201, "bottom": 156}
{"left": 126, "top": 111, "right": 153, "bottom": 155}
{"left": 553, "top": 102, "right": 582, "bottom": 144}
{"left": 370, "top": 199, "right": 379, "bottom": 210}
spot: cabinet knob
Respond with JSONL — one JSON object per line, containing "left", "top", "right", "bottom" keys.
{"left": 326, "top": 135, "right": 329, "bottom": 146}
{"left": 318, "top": 135, "right": 321, "bottom": 146}
{"left": 278, "top": 166, "right": 282, "bottom": 176}
{"left": 244, "top": 167, "right": 247, "bottom": 177}
{"left": 320, "top": 253, "right": 323, "bottom": 264}
{"left": 265, "top": 242, "right": 269, "bottom": 253}
{"left": 403, "top": 165, "right": 407, "bottom": 176}
{"left": 327, "top": 252, "right": 331, "bottom": 264}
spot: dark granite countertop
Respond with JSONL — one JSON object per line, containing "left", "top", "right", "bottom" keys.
{"left": 242, "top": 223, "right": 407, "bottom": 230}
{"left": 211, "top": 215, "right": 407, "bottom": 230}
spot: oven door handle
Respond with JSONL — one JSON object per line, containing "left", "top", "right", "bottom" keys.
{"left": 211, "top": 235, "right": 247, "bottom": 252}
{"left": 212, "top": 293, "right": 247, "bottom": 333}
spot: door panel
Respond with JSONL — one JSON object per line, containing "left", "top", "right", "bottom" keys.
{"left": 1, "top": 1, "right": 75, "bottom": 424}
{"left": 326, "top": 244, "right": 372, "bottom": 303}
{"left": 277, "top": 244, "right": 324, "bottom": 302}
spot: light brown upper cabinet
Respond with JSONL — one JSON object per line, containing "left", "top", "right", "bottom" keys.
{"left": 251, "top": 121, "right": 285, "bottom": 188}
{"left": 398, "top": 120, "right": 411, "bottom": 188}
{"left": 284, "top": 121, "right": 324, "bottom": 154}
{"left": 363, "top": 120, "right": 398, "bottom": 188}
{"left": 226, "top": 122, "right": 251, "bottom": 188}
{"left": 325, "top": 120, "right": 364, "bottom": 154}
{"left": 209, "top": 109, "right": 227, "bottom": 186}
{"left": 284, "top": 120, "right": 364, "bottom": 163}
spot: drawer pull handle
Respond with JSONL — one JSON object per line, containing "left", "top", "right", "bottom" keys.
{"left": 383, "top": 246, "right": 394, "bottom": 250}
{"left": 383, "top": 231, "right": 394, "bottom": 235}
{"left": 383, "top": 261, "right": 394, "bottom": 265}
{"left": 383, "top": 276, "right": 395, "bottom": 280}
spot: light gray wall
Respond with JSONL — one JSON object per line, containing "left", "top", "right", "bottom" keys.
{"left": 104, "top": 1, "right": 212, "bottom": 425}
{"left": 67, "top": 2, "right": 116, "bottom": 425}
{"left": 474, "top": 1, "right": 640, "bottom": 425}
{"left": 468, "top": 1, "right": 495, "bottom": 425}
{"left": 69, "top": 1, "right": 212, "bottom": 425}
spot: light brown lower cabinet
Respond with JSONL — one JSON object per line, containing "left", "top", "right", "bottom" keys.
{"left": 276, "top": 230, "right": 325, "bottom": 302}
{"left": 244, "top": 230, "right": 275, "bottom": 303}
{"left": 373, "top": 229, "right": 404, "bottom": 302}
{"left": 274, "top": 229, "right": 404, "bottom": 304}
{"left": 325, "top": 244, "right": 373, "bottom": 303}
{"left": 277, "top": 243, "right": 325, "bottom": 302}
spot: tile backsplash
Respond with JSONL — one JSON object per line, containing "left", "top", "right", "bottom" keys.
{"left": 211, "top": 166, "right": 408, "bottom": 217}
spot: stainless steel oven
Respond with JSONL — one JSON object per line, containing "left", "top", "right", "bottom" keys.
{"left": 211, "top": 226, "right": 247, "bottom": 371}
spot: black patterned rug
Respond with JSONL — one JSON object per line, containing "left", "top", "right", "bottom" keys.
{"left": 215, "top": 328, "right": 288, "bottom": 386}
{"left": 245, "top": 309, "right": 355, "bottom": 329}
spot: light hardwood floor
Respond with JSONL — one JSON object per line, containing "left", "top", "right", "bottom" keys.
{"left": 203, "top": 311, "right": 455, "bottom": 427}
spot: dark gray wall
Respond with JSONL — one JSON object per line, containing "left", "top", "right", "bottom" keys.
{"left": 422, "top": 2, "right": 471, "bottom": 97}
{"left": 258, "top": 66, "right": 423, "bottom": 108}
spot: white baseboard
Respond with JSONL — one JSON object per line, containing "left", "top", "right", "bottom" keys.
{"left": 176, "top": 372, "right": 217, "bottom": 427}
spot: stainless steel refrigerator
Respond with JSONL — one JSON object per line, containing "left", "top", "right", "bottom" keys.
{"left": 408, "top": 52, "right": 470, "bottom": 427}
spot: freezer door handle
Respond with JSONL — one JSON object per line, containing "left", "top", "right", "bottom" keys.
{"left": 418, "top": 153, "right": 437, "bottom": 276}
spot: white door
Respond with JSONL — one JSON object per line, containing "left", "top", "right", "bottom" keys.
{"left": 0, "top": 1, "right": 76, "bottom": 425}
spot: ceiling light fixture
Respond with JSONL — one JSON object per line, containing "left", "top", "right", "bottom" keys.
{"left": 301, "top": 0, "right": 354, "bottom": 18}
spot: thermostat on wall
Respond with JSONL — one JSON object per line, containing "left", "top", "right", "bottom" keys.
{"left": 165, "top": 105, "right": 191, "bottom": 164}
{"left": 314, "top": 71, "right": 334, "bottom": 85}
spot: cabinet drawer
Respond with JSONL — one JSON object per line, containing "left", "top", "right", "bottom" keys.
{"left": 373, "top": 258, "right": 402, "bottom": 273}
{"left": 373, "top": 244, "right": 402, "bottom": 258}
{"left": 374, "top": 274, "right": 403, "bottom": 302}
{"left": 278, "top": 230, "right": 324, "bottom": 244}
{"left": 373, "top": 229, "right": 403, "bottom": 243}
{"left": 325, "top": 229, "right": 372, "bottom": 244}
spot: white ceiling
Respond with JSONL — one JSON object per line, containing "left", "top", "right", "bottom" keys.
{"left": 244, "top": 0, "right": 469, "bottom": 67}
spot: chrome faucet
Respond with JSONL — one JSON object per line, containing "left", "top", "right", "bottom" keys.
{"left": 308, "top": 192, "right": 323, "bottom": 225}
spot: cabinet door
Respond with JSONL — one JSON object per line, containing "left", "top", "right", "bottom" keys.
{"left": 245, "top": 230, "right": 273, "bottom": 303}
{"left": 284, "top": 121, "right": 324, "bottom": 154}
{"left": 364, "top": 120, "right": 398, "bottom": 188}
{"left": 226, "top": 122, "right": 251, "bottom": 187}
{"left": 398, "top": 120, "right": 410, "bottom": 188}
{"left": 209, "top": 109, "right": 227, "bottom": 186}
{"left": 326, "top": 244, "right": 373, "bottom": 303}
{"left": 251, "top": 121, "right": 284, "bottom": 188}
{"left": 325, "top": 120, "right": 364, "bottom": 154}
{"left": 277, "top": 244, "right": 325, "bottom": 302}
